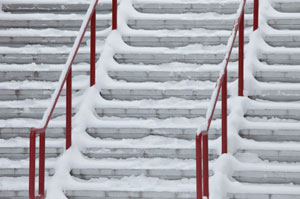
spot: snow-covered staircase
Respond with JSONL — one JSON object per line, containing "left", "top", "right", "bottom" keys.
{"left": 2, "top": 0, "right": 300, "bottom": 198}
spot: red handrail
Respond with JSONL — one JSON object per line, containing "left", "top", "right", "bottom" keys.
{"left": 29, "top": 1, "right": 117, "bottom": 198}
{"left": 196, "top": 1, "right": 259, "bottom": 198}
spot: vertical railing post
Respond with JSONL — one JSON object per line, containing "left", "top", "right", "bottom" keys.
{"left": 196, "top": 134, "right": 203, "bottom": 199}
{"left": 203, "top": 134, "right": 209, "bottom": 198}
{"left": 254, "top": 0, "right": 259, "bottom": 31}
{"left": 222, "top": 72, "right": 228, "bottom": 154}
{"left": 238, "top": 9, "right": 244, "bottom": 97}
{"left": 66, "top": 70, "right": 72, "bottom": 149}
{"left": 38, "top": 130, "right": 46, "bottom": 197}
{"left": 29, "top": 130, "right": 36, "bottom": 199}
{"left": 90, "top": 9, "right": 96, "bottom": 86}
{"left": 112, "top": 0, "right": 117, "bottom": 30}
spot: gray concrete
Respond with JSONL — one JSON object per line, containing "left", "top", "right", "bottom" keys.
{"left": 0, "top": 52, "right": 100, "bottom": 64}
{"left": 246, "top": 108, "right": 300, "bottom": 120}
{"left": 255, "top": 70, "right": 300, "bottom": 83}
{"left": 95, "top": 107, "right": 221, "bottom": 119}
{"left": 268, "top": 18, "right": 300, "bottom": 30}
{"left": 233, "top": 170, "right": 300, "bottom": 184}
{"left": 71, "top": 168, "right": 200, "bottom": 180}
{"left": 101, "top": 89, "right": 216, "bottom": 100}
{"left": 0, "top": 127, "right": 65, "bottom": 139}
{"left": 0, "top": 88, "right": 82, "bottom": 100}
{"left": 128, "top": 19, "right": 253, "bottom": 30}
{"left": 0, "top": 70, "right": 89, "bottom": 82}
{"left": 0, "top": 19, "right": 111, "bottom": 30}
{"left": 273, "top": 2, "right": 300, "bottom": 13}
{"left": 240, "top": 129, "right": 300, "bottom": 142}
{"left": 66, "top": 190, "right": 196, "bottom": 199}
{"left": 87, "top": 127, "right": 220, "bottom": 140}
{"left": 114, "top": 53, "right": 238, "bottom": 65}
{"left": 2, "top": 4, "right": 112, "bottom": 14}
{"left": 133, "top": 3, "right": 253, "bottom": 14}
{"left": 83, "top": 147, "right": 218, "bottom": 160}
{"left": 0, "top": 147, "right": 63, "bottom": 159}
{"left": 237, "top": 149, "right": 300, "bottom": 162}
{"left": 228, "top": 193, "right": 300, "bottom": 199}
{"left": 108, "top": 70, "right": 237, "bottom": 82}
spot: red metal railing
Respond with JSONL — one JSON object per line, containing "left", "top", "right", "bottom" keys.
{"left": 196, "top": 1, "right": 259, "bottom": 198}
{"left": 29, "top": 0, "right": 117, "bottom": 198}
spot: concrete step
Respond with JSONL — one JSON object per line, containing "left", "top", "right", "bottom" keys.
{"left": 0, "top": 188, "right": 196, "bottom": 199}
{"left": 0, "top": 35, "right": 92, "bottom": 47}
{"left": 268, "top": 18, "right": 300, "bottom": 30}
{"left": 128, "top": 18, "right": 253, "bottom": 30}
{"left": 0, "top": 88, "right": 81, "bottom": 100}
{"left": 83, "top": 147, "right": 218, "bottom": 160}
{"left": 133, "top": 2, "right": 253, "bottom": 14}
{"left": 4, "top": 101, "right": 300, "bottom": 120}
{"left": 233, "top": 169, "right": 300, "bottom": 185}
{"left": 100, "top": 88, "right": 216, "bottom": 101}
{"left": 272, "top": 1, "right": 300, "bottom": 13}
{"left": 0, "top": 106, "right": 67, "bottom": 119}
{"left": 0, "top": 126, "right": 220, "bottom": 140}
{"left": 86, "top": 127, "right": 220, "bottom": 140}
{"left": 240, "top": 128, "right": 300, "bottom": 142}
{"left": 108, "top": 70, "right": 237, "bottom": 82}
{"left": 0, "top": 127, "right": 65, "bottom": 139}
{"left": 249, "top": 88, "right": 300, "bottom": 102}
{"left": 228, "top": 193, "right": 300, "bottom": 199}
{"left": 0, "top": 147, "right": 63, "bottom": 159}
{"left": 0, "top": 52, "right": 100, "bottom": 64}
{"left": 255, "top": 70, "right": 300, "bottom": 83}
{"left": 95, "top": 107, "right": 220, "bottom": 119}
{"left": 0, "top": 70, "right": 88, "bottom": 82}
{"left": 260, "top": 52, "right": 300, "bottom": 65}
{"left": 237, "top": 149, "right": 300, "bottom": 162}
{"left": 245, "top": 106, "right": 300, "bottom": 120}
{"left": 114, "top": 52, "right": 238, "bottom": 65}
{"left": 265, "top": 35, "right": 300, "bottom": 48}
{"left": 71, "top": 168, "right": 200, "bottom": 180}
{"left": 1, "top": 3, "right": 112, "bottom": 14}
{"left": 0, "top": 168, "right": 55, "bottom": 177}
{"left": 65, "top": 190, "right": 195, "bottom": 199}
{"left": 0, "top": 19, "right": 111, "bottom": 30}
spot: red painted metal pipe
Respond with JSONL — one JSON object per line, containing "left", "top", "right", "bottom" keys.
{"left": 66, "top": 71, "right": 72, "bottom": 149}
{"left": 112, "top": 0, "right": 117, "bottom": 30}
{"left": 90, "top": 10, "right": 96, "bottom": 86}
{"left": 238, "top": 9, "right": 244, "bottom": 97}
{"left": 39, "top": 131, "right": 45, "bottom": 196}
{"left": 222, "top": 71, "right": 227, "bottom": 154}
{"left": 203, "top": 134, "right": 209, "bottom": 198}
{"left": 196, "top": 135, "right": 203, "bottom": 199}
{"left": 254, "top": 0, "right": 259, "bottom": 30}
{"left": 29, "top": 130, "right": 36, "bottom": 199}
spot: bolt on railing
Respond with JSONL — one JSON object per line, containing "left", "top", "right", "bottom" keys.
{"left": 29, "top": 1, "right": 118, "bottom": 198}
{"left": 196, "top": 0, "right": 259, "bottom": 198}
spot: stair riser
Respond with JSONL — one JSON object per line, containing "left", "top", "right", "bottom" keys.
{"left": 240, "top": 129, "right": 300, "bottom": 142}
{"left": 83, "top": 149, "right": 217, "bottom": 160}
{"left": 101, "top": 90, "right": 218, "bottom": 101}
{"left": 0, "top": 71, "right": 88, "bottom": 82}
{"left": 114, "top": 54, "right": 238, "bottom": 65}
{"left": 0, "top": 89, "right": 82, "bottom": 101}
{"left": 108, "top": 71, "right": 237, "bottom": 82}
{"left": 2, "top": 4, "right": 112, "bottom": 14}
{"left": 96, "top": 108, "right": 221, "bottom": 119}
{"left": 128, "top": 20, "right": 253, "bottom": 30}
{"left": 0, "top": 54, "right": 100, "bottom": 64}
{"left": 0, "top": 20, "right": 111, "bottom": 30}
{"left": 133, "top": 3, "right": 254, "bottom": 14}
